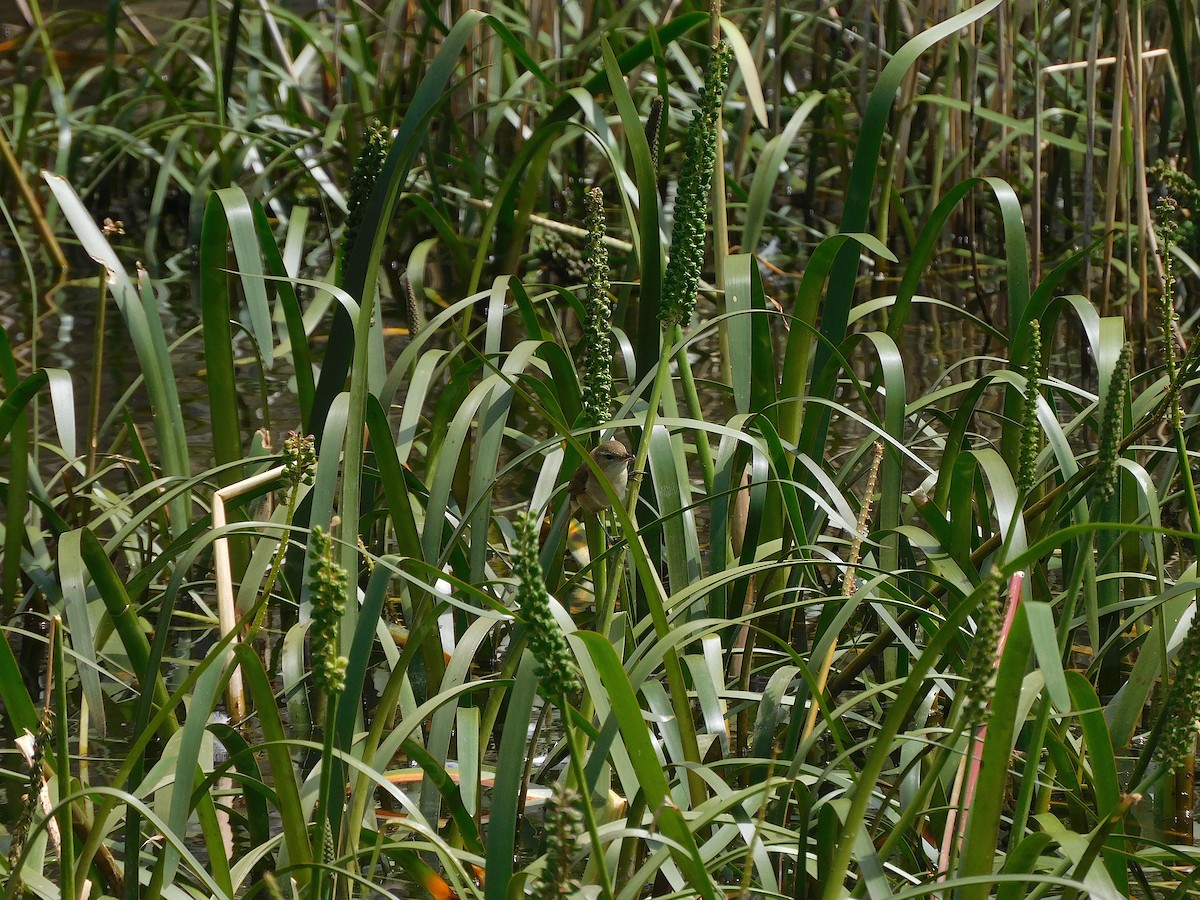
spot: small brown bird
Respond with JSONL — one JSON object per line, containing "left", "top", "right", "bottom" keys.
{"left": 568, "top": 440, "right": 635, "bottom": 514}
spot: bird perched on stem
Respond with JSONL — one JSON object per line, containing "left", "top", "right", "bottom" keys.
{"left": 568, "top": 440, "right": 635, "bottom": 515}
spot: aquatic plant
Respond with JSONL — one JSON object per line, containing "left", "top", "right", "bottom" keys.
{"left": 3, "top": 1, "right": 1200, "bottom": 898}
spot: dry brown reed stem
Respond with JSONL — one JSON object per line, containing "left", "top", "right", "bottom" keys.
{"left": 0, "top": 133, "right": 66, "bottom": 269}
{"left": 213, "top": 464, "right": 288, "bottom": 722}
{"left": 462, "top": 195, "right": 634, "bottom": 252}
{"left": 800, "top": 441, "right": 883, "bottom": 744}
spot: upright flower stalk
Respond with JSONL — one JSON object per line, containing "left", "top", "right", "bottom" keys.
{"left": 959, "top": 570, "right": 1007, "bottom": 728}
{"left": 657, "top": 42, "right": 731, "bottom": 496}
{"left": 1156, "top": 197, "right": 1200, "bottom": 549}
{"left": 513, "top": 510, "right": 612, "bottom": 896}
{"left": 514, "top": 511, "right": 580, "bottom": 697}
{"left": 579, "top": 187, "right": 614, "bottom": 436}
{"left": 308, "top": 525, "right": 349, "bottom": 900}
{"left": 252, "top": 431, "right": 316, "bottom": 638}
{"left": 529, "top": 786, "right": 585, "bottom": 898}
{"left": 660, "top": 40, "right": 732, "bottom": 328}
{"left": 338, "top": 119, "right": 391, "bottom": 284}
{"left": 1016, "top": 321, "right": 1042, "bottom": 495}
{"left": 1159, "top": 615, "right": 1200, "bottom": 773}
{"left": 575, "top": 187, "right": 622, "bottom": 613}
{"left": 309, "top": 526, "right": 349, "bottom": 696}
{"left": 592, "top": 47, "right": 735, "bottom": 803}
{"left": 7, "top": 709, "right": 52, "bottom": 894}
{"left": 1094, "top": 343, "right": 1130, "bottom": 506}
{"left": 1153, "top": 195, "right": 1200, "bottom": 793}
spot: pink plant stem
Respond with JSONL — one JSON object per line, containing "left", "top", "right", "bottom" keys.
{"left": 938, "top": 572, "right": 1024, "bottom": 878}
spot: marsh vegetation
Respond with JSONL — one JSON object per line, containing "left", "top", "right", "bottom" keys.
{"left": 4, "top": 1, "right": 1200, "bottom": 897}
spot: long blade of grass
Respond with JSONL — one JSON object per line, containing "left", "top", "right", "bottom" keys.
{"left": 42, "top": 172, "right": 190, "bottom": 538}
{"left": 1065, "top": 671, "right": 1129, "bottom": 893}
{"left": 55, "top": 531, "right": 107, "bottom": 736}
{"left": 577, "top": 630, "right": 720, "bottom": 900}
{"left": 483, "top": 654, "right": 537, "bottom": 900}
{"left": 233, "top": 643, "right": 313, "bottom": 885}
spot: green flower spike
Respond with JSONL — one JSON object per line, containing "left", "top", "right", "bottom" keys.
{"left": 7, "top": 709, "right": 53, "bottom": 892}
{"left": 960, "top": 571, "right": 1005, "bottom": 728}
{"left": 660, "top": 41, "right": 732, "bottom": 327}
{"left": 1095, "top": 343, "right": 1130, "bottom": 505}
{"left": 1016, "top": 321, "right": 1042, "bottom": 494}
{"left": 1157, "top": 197, "right": 1182, "bottom": 427}
{"left": 282, "top": 431, "right": 317, "bottom": 490}
{"left": 308, "top": 526, "right": 348, "bottom": 694}
{"left": 513, "top": 510, "right": 581, "bottom": 697}
{"left": 1159, "top": 612, "right": 1200, "bottom": 773}
{"left": 338, "top": 119, "right": 391, "bottom": 283}
{"left": 530, "top": 785, "right": 584, "bottom": 898}
{"left": 579, "top": 187, "right": 614, "bottom": 433}
{"left": 645, "top": 94, "right": 665, "bottom": 175}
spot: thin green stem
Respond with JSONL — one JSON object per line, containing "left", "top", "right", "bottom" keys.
{"left": 311, "top": 693, "right": 341, "bottom": 900}
{"left": 249, "top": 488, "right": 301, "bottom": 639}
{"left": 564, "top": 699, "right": 616, "bottom": 900}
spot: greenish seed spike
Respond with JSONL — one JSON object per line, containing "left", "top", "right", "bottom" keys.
{"left": 529, "top": 785, "right": 584, "bottom": 897}
{"left": 1095, "top": 344, "right": 1130, "bottom": 505}
{"left": 959, "top": 571, "right": 1005, "bottom": 729}
{"left": 579, "top": 187, "right": 613, "bottom": 434}
{"left": 660, "top": 41, "right": 733, "bottom": 328}
{"left": 513, "top": 510, "right": 581, "bottom": 697}
{"left": 308, "top": 526, "right": 349, "bottom": 694}
{"left": 1016, "top": 320, "right": 1042, "bottom": 494}
{"left": 1159, "top": 613, "right": 1200, "bottom": 772}
{"left": 338, "top": 119, "right": 392, "bottom": 287}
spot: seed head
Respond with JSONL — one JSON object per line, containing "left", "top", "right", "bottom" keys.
{"left": 513, "top": 511, "right": 580, "bottom": 697}
{"left": 1159, "top": 612, "right": 1200, "bottom": 773}
{"left": 282, "top": 431, "right": 317, "bottom": 489}
{"left": 579, "top": 187, "right": 614, "bottom": 432}
{"left": 308, "top": 526, "right": 348, "bottom": 694}
{"left": 1095, "top": 343, "right": 1130, "bottom": 505}
{"left": 660, "top": 41, "right": 732, "bottom": 327}
{"left": 1017, "top": 321, "right": 1043, "bottom": 494}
